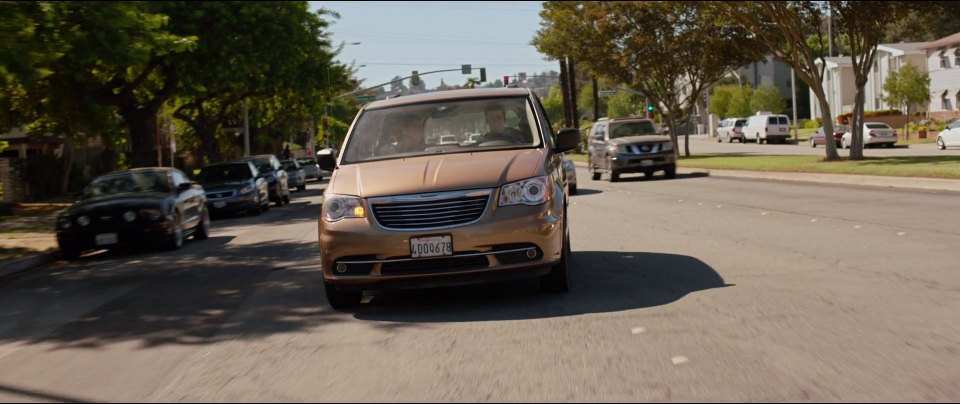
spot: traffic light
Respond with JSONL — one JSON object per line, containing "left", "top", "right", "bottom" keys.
{"left": 503, "top": 76, "right": 509, "bottom": 86}
{"left": 647, "top": 104, "right": 654, "bottom": 112}
{"left": 647, "top": 104, "right": 655, "bottom": 119}
{"left": 410, "top": 70, "right": 420, "bottom": 86}
{"left": 479, "top": 68, "right": 486, "bottom": 82}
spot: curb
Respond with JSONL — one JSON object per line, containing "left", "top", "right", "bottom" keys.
{"left": 570, "top": 160, "right": 960, "bottom": 193}
{"left": 0, "top": 252, "right": 57, "bottom": 280}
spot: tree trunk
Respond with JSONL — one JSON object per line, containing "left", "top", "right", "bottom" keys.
{"left": 568, "top": 57, "right": 579, "bottom": 129}
{"left": 559, "top": 58, "right": 572, "bottom": 128}
{"left": 904, "top": 105, "right": 911, "bottom": 141}
{"left": 592, "top": 76, "right": 600, "bottom": 121}
{"left": 850, "top": 89, "right": 865, "bottom": 160}
{"left": 60, "top": 137, "right": 74, "bottom": 195}
{"left": 120, "top": 107, "right": 160, "bottom": 168}
{"left": 813, "top": 88, "right": 840, "bottom": 161}
{"left": 196, "top": 125, "right": 223, "bottom": 166}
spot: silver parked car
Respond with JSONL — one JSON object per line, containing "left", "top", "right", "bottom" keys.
{"left": 296, "top": 157, "right": 322, "bottom": 181}
{"left": 562, "top": 158, "right": 577, "bottom": 195}
{"left": 280, "top": 159, "right": 307, "bottom": 192}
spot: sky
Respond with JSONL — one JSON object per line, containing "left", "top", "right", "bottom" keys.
{"left": 308, "top": 1, "right": 558, "bottom": 91}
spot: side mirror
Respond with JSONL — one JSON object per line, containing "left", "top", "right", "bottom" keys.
{"left": 318, "top": 153, "right": 337, "bottom": 171}
{"left": 553, "top": 128, "right": 580, "bottom": 153}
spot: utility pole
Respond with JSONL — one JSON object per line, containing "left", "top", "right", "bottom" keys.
{"left": 791, "top": 68, "right": 798, "bottom": 140}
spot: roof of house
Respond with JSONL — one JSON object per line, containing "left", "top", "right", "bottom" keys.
{"left": 919, "top": 32, "right": 960, "bottom": 50}
{"left": 877, "top": 42, "right": 927, "bottom": 55}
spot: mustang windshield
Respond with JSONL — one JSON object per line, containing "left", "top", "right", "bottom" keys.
{"left": 341, "top": 96, "right": 541, "bottom": 164}
{"left": 83, "top": 171, "right": 171, "bottom": 198}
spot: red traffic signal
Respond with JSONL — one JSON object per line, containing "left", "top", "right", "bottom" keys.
{"left": 503, "top": 76, "right": 509, "bottom": 86}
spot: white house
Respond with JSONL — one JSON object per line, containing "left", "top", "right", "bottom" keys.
{"left": 810, "top": 57, "right": 855, "bottom": 121}
{"left": 920, "top": 32, "right": 960, "bottom": 121}
{"left": 810, "top": 43, "right": 930, "bottom": 122}
{"left": 865, "top": 43, "right": 928, "bottom": 112}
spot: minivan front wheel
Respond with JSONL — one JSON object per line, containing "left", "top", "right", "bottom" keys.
{"left": 540, "top": 213, "right": 571, "bottom": 293}
{"left": 324, "top": 281, "right": 362, "bottom": 309}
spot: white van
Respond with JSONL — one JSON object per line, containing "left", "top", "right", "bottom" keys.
{"left": 743, "top": 112, "right": 790, "bottom": 144}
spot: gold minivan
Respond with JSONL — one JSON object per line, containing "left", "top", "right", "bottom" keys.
{"left": 317, "top": 88, "right": 580, "bottom": 308}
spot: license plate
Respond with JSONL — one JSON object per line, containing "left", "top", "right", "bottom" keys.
{"left": 214, "top": 201, "right": 226, "bottom": 208}
{"left": 640, "top": 159, "right": 653, "bottom": 167}
{"left": 780, "top": 128, "right": 787, "bottom": 132}
{"left": 410, "top": 235, "right": 453, "bottom": 258}
{"left": 95, "top": 233, "right": 118, "bottom": 246}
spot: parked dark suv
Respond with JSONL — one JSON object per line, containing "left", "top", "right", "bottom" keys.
{"left": 237, "top": 154, "right": 291, "bottom": 206}
{"left": 197, "top": 161, "right": 270, "bottom": 216}
{"left": 587, "top": 117, "right": 676, "bottom": 181}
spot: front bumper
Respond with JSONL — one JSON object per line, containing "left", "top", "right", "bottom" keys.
{"left": 610, "top": 152, "right": 676, "bottom": 173}
{"left": 57, "top": 221, "right": 172, "bottom": 251}
{"left": 319, "top": 193, "right": 564, "bottom": 290}
{"left": 206, "top": 193, "right": 258, "bottom": 213}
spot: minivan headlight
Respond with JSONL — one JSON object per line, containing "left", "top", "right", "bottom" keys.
{"left": 499, "top": 176, "right": 549, "bottom": 206}
{"left": 322, "top": 194, "right": 366, "bottom": 222}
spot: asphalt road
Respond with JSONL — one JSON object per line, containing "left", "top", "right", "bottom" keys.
{"left": 1, "top": 171, "right": 959, "bottom": 402}
{"left": 688, "top": 133, "right": 960, "bottom": 156}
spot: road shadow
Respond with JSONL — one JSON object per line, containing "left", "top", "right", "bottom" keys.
{"left": 610, "top": 172, "right": 710, "bottom": 183}
{"left": 0, "top": 239, "right": 338, "bottom": 349}
{"left": 351, "top": 251, "right": 731, "bottom": 323}
{"left": 570, "top": 188, "right": 602, "bottom": 196}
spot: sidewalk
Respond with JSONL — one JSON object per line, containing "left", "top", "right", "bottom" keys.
{"left": 570, "top": 160, "right": 960, "bottom": 193}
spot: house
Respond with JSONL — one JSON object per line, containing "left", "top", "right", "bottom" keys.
{"left": 732, "top": 56, "right": 804, "bottom": 117}
{"left": 866, "top": 43, "right": 928, "bottom": 112}
{"left": 809, "top": 42, "right": 930, "bottom": 123}
{"left": 920, "top": 32, "right": 960, "bottom": 121}
{"left": 810, "top": 57, "right": 856, "bottom": 121}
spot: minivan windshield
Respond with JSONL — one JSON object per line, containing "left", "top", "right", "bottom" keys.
{"left": 341, "top": 96, "right": 541, "bottom": 164}
{"left": 608, "top": 121, "right": 657, "bottom": 138}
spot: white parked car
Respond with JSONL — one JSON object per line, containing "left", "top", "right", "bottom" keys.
{"left": 716, "top": 118, "right": 747, "bottom": 143}
{"left": 937, "top": 120, "right": 960, "bottom": 150}
{"left": 439, "top": 134, "right": 459, "bottom": 145}
{"left": 841, "top": 122, "right": 897, "bottom": 149}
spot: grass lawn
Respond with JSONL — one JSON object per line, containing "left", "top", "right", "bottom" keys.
{"left": 678, "top": 154, "right": 960, "bottom": 179}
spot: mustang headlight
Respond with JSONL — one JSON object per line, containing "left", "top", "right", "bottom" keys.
{"left": 77, "top": 215, "right": 91, "bottom": 227}
{"left": 499, "top": 176, "right": 549, "bottom": 206}
{"left": 322, "top": 194, "right": 366, "bottom": 222}
{"left": 138, "top": 208, "right": 164, "bottom": 221}
{"left": 240, "top": 185, "right": 254, "bottom": 194}
{"left": 58, "top": 217, "right": 72, "bottom": 230}
{"left": 123, "top": 210, "right": 137, "bottom": 222}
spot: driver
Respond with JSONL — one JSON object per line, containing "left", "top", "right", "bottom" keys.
{"left": 477, "top": 104, "right": 525, "bottom": 144}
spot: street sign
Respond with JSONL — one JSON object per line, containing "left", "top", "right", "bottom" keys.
{"left": 599, "top": 90, "right": 617, "bottom": 97}
{"left": 355, "top": 95, "right": 376, "bottom": 103}
{"left": 461, "top": 64, "right": 472, "bottom": 74}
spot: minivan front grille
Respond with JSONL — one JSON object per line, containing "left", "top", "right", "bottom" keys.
{"left": 370, "top": 192, "right": 490, "bottom": 231}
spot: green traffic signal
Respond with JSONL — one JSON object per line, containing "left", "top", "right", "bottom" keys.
{"left": 647, "top": 105, "right": 654, "bottom": 112}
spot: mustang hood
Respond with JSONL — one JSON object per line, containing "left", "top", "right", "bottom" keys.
{"left": 330, "top": 149, "right": 546, "bottom": 197}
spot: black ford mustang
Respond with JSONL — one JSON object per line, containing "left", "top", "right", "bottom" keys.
{"left": 56, "top": 168, "right": 210, "bottom": 259}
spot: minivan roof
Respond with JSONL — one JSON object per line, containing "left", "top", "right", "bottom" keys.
{"left": 364, "top": 88, "right": 532, "bottom": 110}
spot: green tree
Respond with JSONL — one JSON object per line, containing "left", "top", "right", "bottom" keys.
{"left": 168, "top": 3, "right": 349, "bottom": 165}
{"left": 710, "top": 2, "right": 842, "bottom": 160}
{"left": 884, "top": 4, "right": 960, "bottom": 43}
{"left": 729, "top": 85, "right": 754, "bottom": 118}
{"left": 710, "top": 85, "right": 733, "bottom": 118}
{"left": 750, "top": 85, "right": 786, "bottom": 114}
{"left": 833, "top": 1, "right": 913, "bottom": 159}
{"left": 807, "top": 33, "right": 852, "bottom": 57}
{"left": 539, "top": 2, "right": 764, "bottom": 158}
{"left": 606, "top": 91, "right": 642, "bottom": 118}
{"left": 882, "top": 62, "right": 930, "bottom": 138}
{"left": 541, "top": 85, "right": 565, "bottom": 131}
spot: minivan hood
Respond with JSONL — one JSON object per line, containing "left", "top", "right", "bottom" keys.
{"left": 330, "top": 149, "right": 546, "bottom": 197}
{"left": 608, "top": 135, "right": 672, "bottom": 145}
